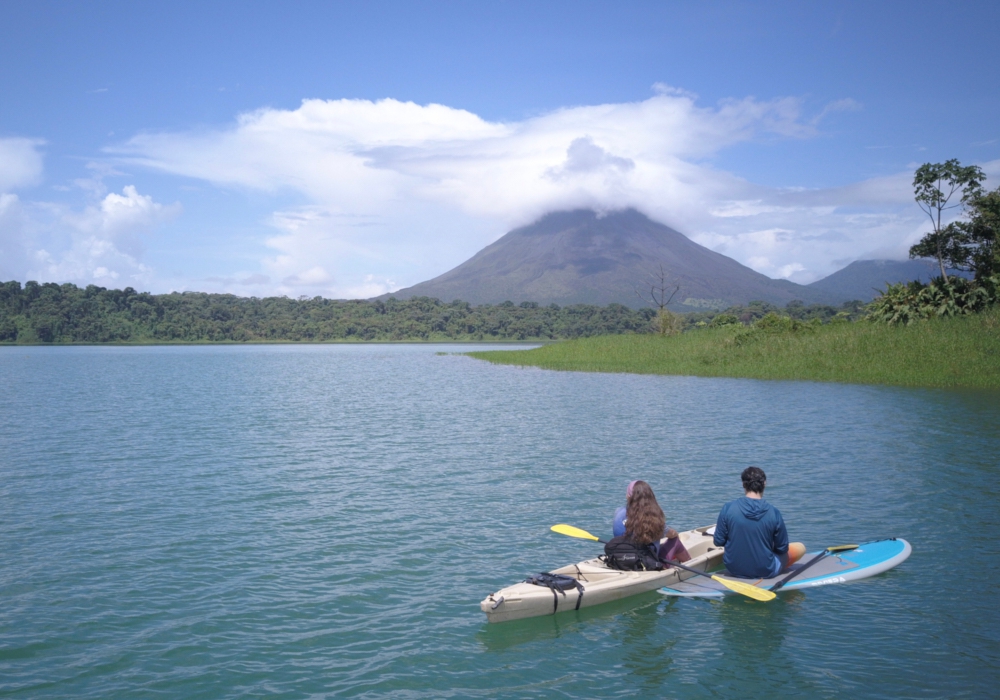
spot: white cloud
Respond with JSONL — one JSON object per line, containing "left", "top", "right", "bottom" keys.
{"left": 810, "top": 98, "right": 863, "bottom": 125}
{"left": 205, "top": 273, "right": 271, "bottom": 286}
{"left": 0, "top": 185, "right": 179, "bottom": 287}
{"left": 96, "top": 185, "right": 179, "bottom": 258}
{"left": 709, "top": 200, "right": 796, "bottom": 218}
{"left": 99, "top": 93, "right": 998, "bottom": 291}
{"left": 777, "top": 262, "right": 807, "bottom": 279}
{"left": 342, "top": 274, "right": 398, "bottom": 299}
{"left": 0, "top": 194, "right": 32, "bottom": 281}
{"left": 0, "top": 138, "right": 45, "bottom": 192}
{"left": 283, "top": 266, "right": 333, "bottom": 286}
{"left": 545, "top": 136, "right": 635, "bottom": 181}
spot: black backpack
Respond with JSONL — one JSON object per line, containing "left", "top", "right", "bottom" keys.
{"left": 603, "top": 535, "right": 663, "bottom": 571}
{"left": 524, "top": 572, "right": 586, "bottom": 613}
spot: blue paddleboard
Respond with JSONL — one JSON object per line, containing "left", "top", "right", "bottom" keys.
{"left": 659, "top": 538, "right": 911, "bottom": 598}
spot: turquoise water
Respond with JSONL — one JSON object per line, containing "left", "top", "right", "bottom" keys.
{"left": 1, "top": 344, "right": 998, "bottom": 699}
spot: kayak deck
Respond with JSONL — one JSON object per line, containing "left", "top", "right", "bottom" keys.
{"left": 481, "top": 525, "right": 724, "bottom": 623}
{"left": 660, "top": 538, "right": 911, "bottom": 598}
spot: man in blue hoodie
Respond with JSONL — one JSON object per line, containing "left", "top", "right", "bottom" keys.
{"left": 713, "top": 467, "right": 805, "bottom": 579}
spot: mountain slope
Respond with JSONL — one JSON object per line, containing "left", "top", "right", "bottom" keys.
{"left": 807, "top": 259, "right": 970, "bottom": 302}
{"left": 387, "top": 209, "right": 840, "bottom": 308}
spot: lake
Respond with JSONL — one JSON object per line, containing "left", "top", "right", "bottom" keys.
{"left": 1, "top": 344, "right": 998, "bottom": 698}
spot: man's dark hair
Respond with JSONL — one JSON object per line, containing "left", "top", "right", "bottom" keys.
{"left": 741, "top": 466, "right": 766, "bottom": 494}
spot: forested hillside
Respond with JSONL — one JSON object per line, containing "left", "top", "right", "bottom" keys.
{"left": 0, "top": 280, "right": 660, "bottom": 343}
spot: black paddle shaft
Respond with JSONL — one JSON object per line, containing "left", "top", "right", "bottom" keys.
{"left": 664, "top": 559, "right": 719, "bottom": 582}
{"left": 770, "top": 551, "right": 828, "bottom": 592}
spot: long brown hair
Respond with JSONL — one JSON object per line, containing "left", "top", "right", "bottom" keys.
{"left": 625, "top": 480, "right": 666, "bottom": 545}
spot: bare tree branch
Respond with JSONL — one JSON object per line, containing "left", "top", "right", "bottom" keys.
{"left": 634, "top": 264, "right": 680, "bottom": 311}
{"left": 634, "top": 264, "right": 682, "bottom": 335}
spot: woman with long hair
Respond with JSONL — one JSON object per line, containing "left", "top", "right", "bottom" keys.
{"left": 613, "top": 480, "right": 690, "bottom": 563}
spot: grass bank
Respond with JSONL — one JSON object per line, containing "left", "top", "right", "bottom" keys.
{"left": 468, "top": 306, "right": 1000, "bottom": 389}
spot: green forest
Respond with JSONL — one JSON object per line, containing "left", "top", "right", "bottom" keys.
{"left": 0, "top": 280, "right": 660, "bottom": 343}
{"left": 0, "top": 280, "right": 867, "bottom": 344}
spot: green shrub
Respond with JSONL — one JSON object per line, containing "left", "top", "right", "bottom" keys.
{"left": 710, "top": 313, "right": 740, "bottom": 328}
{"left": 867, "top": 275, "right": 999, "bottom": 325}
{"left": 731, "top": 312, "right": 817, "bottom": 346}
{"left": 653, "top": 309, "right": 683, "bottom": 336}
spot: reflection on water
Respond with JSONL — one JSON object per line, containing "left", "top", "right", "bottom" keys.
{"left": 615, "top": 598, "right": 679, "bottom": 693}
{"left": 712, "top": 596, "right": 799, "bottom": 694}
{"left": 477, "top": 591, "right": 664, "bottom": 653}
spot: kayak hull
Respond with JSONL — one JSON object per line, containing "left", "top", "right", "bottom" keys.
{"left": 481, "top": 525, "right": 724, "bottom": 623}
{"left": 659, "top": 537, "right": 912, "bottom": 598}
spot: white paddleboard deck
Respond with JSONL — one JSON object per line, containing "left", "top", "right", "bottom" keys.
{"left": 660, "top": 538, "right": 911, "bottom": 598}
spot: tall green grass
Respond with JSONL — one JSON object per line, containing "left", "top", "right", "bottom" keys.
{"left": 468, "top": 306, "right": 1000, "bottom": 389}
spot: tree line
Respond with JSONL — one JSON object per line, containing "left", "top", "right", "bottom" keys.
{"left": 0, "top": 282, "right": 663, "bottom": 343}
{"left": 0, "top": 280, "right": 869, "bottom": 344}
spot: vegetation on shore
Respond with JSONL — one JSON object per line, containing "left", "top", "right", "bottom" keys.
{"left": 0, "top": 280, "right": 662, "bottom": 343}
{"left": 468, "top": 307, "right": 1000, "bottom": 389}
{"left": 0, "top": 280, "right": 867, "bottom": 345}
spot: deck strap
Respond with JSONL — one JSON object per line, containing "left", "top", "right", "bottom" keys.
{"left": 524, "top": 572, "right": 585, "bottom": 613}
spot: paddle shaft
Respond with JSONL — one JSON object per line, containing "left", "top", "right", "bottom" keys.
{"left": 662, "top": 558, "right": 726, "bottom": 583}
{"left": 769, "top": 551, "right": 826, "bottom": 591}
{"left": 769, "top": 543, "right": 860, "bottom": 591}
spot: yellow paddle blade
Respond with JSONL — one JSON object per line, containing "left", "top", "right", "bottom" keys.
{"left": 551, "top": 524, "right": 600, "bottom": 541}
{"left": 827, "top": 544, "right": 859, "bottom": 552}
{"left": 711, "top": 575, "right": 777, "bottom": 602}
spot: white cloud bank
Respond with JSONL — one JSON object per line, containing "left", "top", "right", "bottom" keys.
{"left": 108, "top": 88, "right": 959, "bottom": 295}
{"left": 0, "top": 159, "right": 180, "bottom": 286}
{"left": 1, "top": 89, "right": 985, "bottom": 297}
{"left": 0, "top": 138, "right": 181, "bottom": 286}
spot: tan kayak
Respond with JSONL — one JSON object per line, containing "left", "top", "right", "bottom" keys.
{"left": 481, "top": 525, "right": 724, "bottom": 623}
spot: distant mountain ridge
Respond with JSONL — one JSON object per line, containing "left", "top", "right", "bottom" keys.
{"left": 386, "top": 209, "right": 842, "bottom": 309}
{"left": 807, "top": 259, "right": 971, "bottom": 302}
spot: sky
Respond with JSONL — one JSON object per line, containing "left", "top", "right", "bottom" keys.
{"left": 2, "top": 1, "right": 999, "bottom": 298}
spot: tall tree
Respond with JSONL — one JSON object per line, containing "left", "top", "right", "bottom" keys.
{"left": 960, "top": 187, "right": 1000, "bottom": 279}
{"left": 909, "top": 159, "right": 985, "bottom": 281}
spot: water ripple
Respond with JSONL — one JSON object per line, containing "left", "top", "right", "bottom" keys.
{"left": 1, "top": 345, "right": 998, "bottom": 698}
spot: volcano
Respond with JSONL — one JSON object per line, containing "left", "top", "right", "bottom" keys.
{"left": 386, "top": 209, "right": 841, "bottom": 309}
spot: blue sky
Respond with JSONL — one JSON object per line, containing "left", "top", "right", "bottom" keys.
{"left": 2, "top": 1, "right": 998, "bottom": 297}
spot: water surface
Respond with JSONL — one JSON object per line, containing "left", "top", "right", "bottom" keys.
{"left": 1, "top": 344, "right": 998, "bottom": 698}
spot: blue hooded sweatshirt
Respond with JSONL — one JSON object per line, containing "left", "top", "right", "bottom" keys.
{"left": 713, "top": 497, "right": 789, "bottom": 579}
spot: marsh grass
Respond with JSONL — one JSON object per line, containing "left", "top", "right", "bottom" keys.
{"left": 468, "top": 306, "right": 1000, "bottom": 389}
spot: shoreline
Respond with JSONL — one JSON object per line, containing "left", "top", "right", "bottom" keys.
{"left": 0, "top": 339, "right": 556, "bottom": 347}
{"left": 467, "top": 307, "right": 1000, "bottom": 390}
